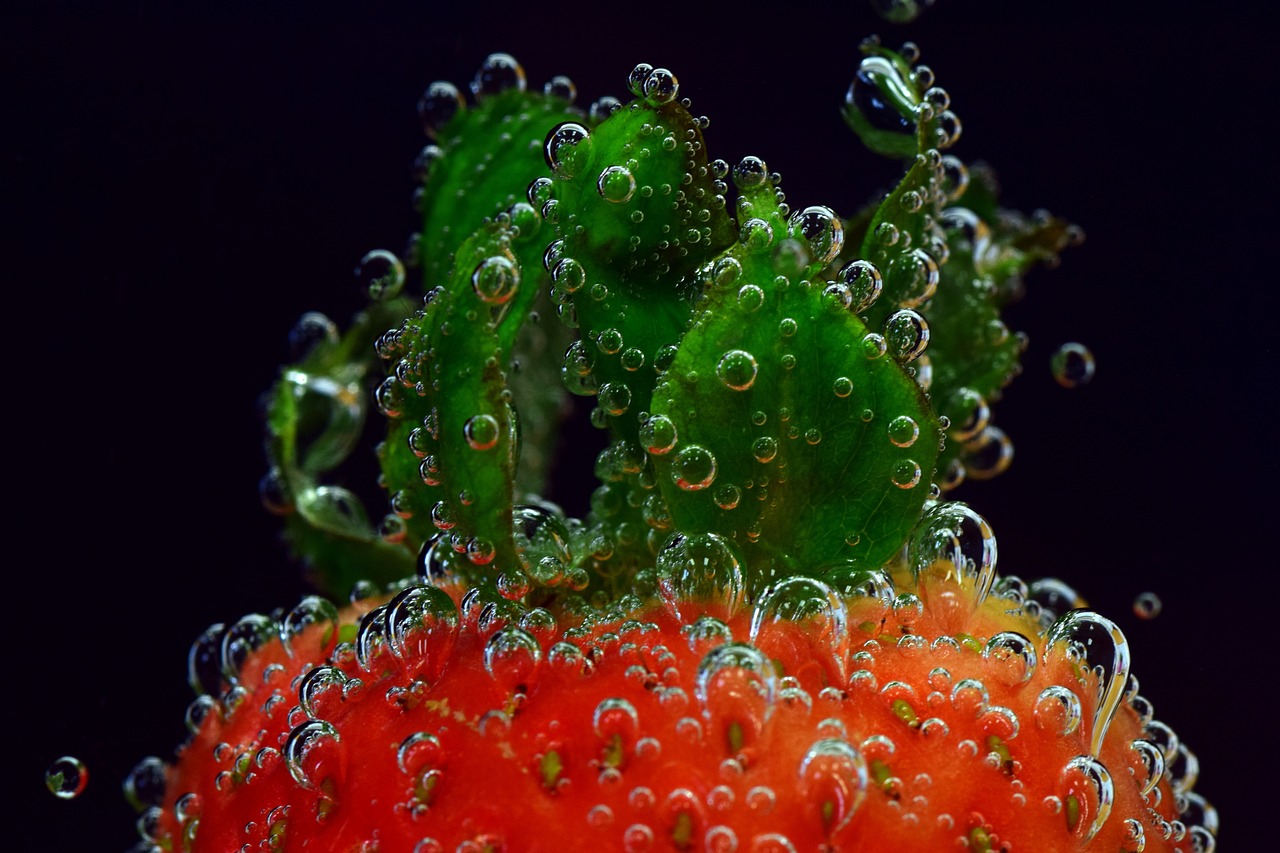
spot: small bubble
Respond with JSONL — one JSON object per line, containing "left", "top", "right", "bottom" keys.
{"left": 357, "top": 250, "right": 405, "bottom": 302}
{"left": 483, "top": 627, "right": 543, "bottom": 693}
{"left": 598, "top": 165, "right": 637, "bottom": 203}
{"left": 791, "top": 205, "right": 844, "bottom": 266}
{"left": 1132, "top": 592, "right": 1162, "bottom": 620}
{"left": 1051, "top": 343, "right": 1096, "bottom": 388}
{"left": 544, "top": 122, "right": 592, "bottom": 180}
{"left": 733, "top": 156, "right": 769, "bottom": 191}
{"left": 640, "top": 414, "right": 678, "bottom": 455}
{"left": 891, "top": 459, "right": 921, "bottom": 489}
{"left": 840, "top": 259, "right": 883, "bottom": 313}
{"left": 599, "top": 382, "right": 633, "bottom": 417}
{"left": 657, "top": 533, "right": 746, "bottom": 619}
{"left": 417, "top": 81, "right": 464, "bottom": 137}
{"left": 716, "top": 349, "right": 758, "bottom": 391}
{"left": 737, "top": 284, "right": 765, "bottom": 312}
{"left": 883, "top": 309, "right": 929, "bottom": 363}
{"left": 643, "top": 68, "right": 679, "bottom": 104}
{"left": 45, "top": 756, "right": 88, "bottom": 800}
{"left": 887, "top": 415, "right": 919, "bottom": 448}
{"left": 544, "top": 74, "right": 577, "bottom": 102}
{"left": 288, "top": 311, "right": 339, "bottom": 360}
{"left": 713, "top": 483, "right": 742, "bottom": 510}
{"left": 464, "top": 414, "right": 501, "bottom": 451}
{"left": 471, "top": 52, "right": 526, "bottom": 100}
{"left": 672, "top": 444, "right": 717, "bottom": 491}
{"left": 471, "top": 254, "right": 520, "bottom": 304}
{"left": 752, "top": 436, "right": 778, "bottom": 464}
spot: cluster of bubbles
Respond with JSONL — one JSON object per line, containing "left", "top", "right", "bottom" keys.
{"left": 108, "top": 501, "right": 1213, "bottom": 849}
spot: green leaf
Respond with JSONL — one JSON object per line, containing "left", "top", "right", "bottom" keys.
{"left": 261, "top": 300, "right": 417, "bottom": 596}
{"left": 648, "top": 167, "right": 940, "bottom": 594}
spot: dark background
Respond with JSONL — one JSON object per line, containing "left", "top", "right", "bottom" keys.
{"left": 9, "top": 1, "right": 1272, "bottom": 848}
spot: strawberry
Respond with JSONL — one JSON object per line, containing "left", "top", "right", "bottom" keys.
{"left": 108, "top": 43, "right": 1218, "bottom": 853}
{"left": 139, "top": 544, "right": 1210, "bottom": 851}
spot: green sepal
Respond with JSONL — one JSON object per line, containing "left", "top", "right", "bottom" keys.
{"left": 418, "top": 88, "right": 581, "bottom": 288}
{"left": 377, "top": 223, "right": 524, "bottom": 586}
{"left": 928, "top": 164, "right": 1079, "bottom": 483}
{"left": 648, "top": 174, "right": 940, "bottom": 594}
{"left": 262, "top": 299, "right": 417, "bottom": 595}
{"left": 547, "top": 88, "right": 735, "bottom": 450}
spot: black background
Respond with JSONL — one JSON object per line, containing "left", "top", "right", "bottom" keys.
{"left": 9, "top": 1, "right": 1273, "bottom": 849}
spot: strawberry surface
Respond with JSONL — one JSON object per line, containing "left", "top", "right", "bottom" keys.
{"left": 144, "top": 566, "right": 1209, "bottom": 852}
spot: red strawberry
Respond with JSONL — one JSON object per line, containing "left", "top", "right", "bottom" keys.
{"left": 135, "top": 547, "right": 1213, "bottom": 852}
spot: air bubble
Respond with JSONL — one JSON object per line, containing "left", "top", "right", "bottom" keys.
{"left": 887, "top": 249, "right": 939, "bottom": 309}
{"left": 544, "top": 74, "right": 576, "bottom": 102}
{"left": 599, "top": 382, "right": 633, "bottom": 417}
{"left": 839, "top": 259, "right": 883, "bottom": 313}
{"left": 471, "top": 254, "right": 520, "bottom": 305}
{"left": 741, "top": 218, "right": 774, "bottom": 249}
{"left": 791, "top": 206, "right": 844, "bottom": 267}
{"left": 598, "top": 165, "right": 637, "bottom": 203}
{"left": 289, "top": 311, "right": 339, "bottom": 360}
{"left": 1133, "top": 592, "right": 1162, "bottom": 620}
{"left": 984, "top": 632, "right": 1038, "bottom": 686}
{"left": 890, "top": 458, "right": 921, "bottom": 489}
{"left": 45, "top": 756, "right": 88, "bottom": 800}
{"left": 716, "top": 349, "right": 758, "bottom": 391}
{"left": 732, "top": 156, "right": 769, "bottom": 191}
{"left": 798, "top": 739, "right": 868, "bottom": 832}
{"left": 640, "top": 414, "right": 678, "bottom": 455}
{"left": 545, "top": 122, "right": 592, "bottom": 180}
{"left": 590, "top": 96, "right": 622, "bottom": 120}
{"left": 357, "top": 249, "right": 405, "bottom": 301}
{"left": 963, "top": 425, "right": 1013, "bottom": 480}
{"left": 280, "top": 595, "right": 340, "bottom": 659}
{"left": 1034, "top": 686, "right": 1083, "bottom": 736}
{"left": 483, "top": 626, "right": 542, "bottom": 693}
{"left": 284, "top": 719, "right": 345, "bottom": 793}
{"left": 695, "top": 642, "right": 777, "bottom": 743}
{"left": 1129, "top": 739, "right": 1166, "bottom": 797}
{"left": 643, "top": 68, "right": 679, "bottom": 104}
{"left": 737, "top": 284, "right": 765, "bottom": 312}
{"left": 672, "top": 444, "right": 717, "bottom": 490}
{"left": 1046, "top": 610, "right": 1131, "bottom": 757}
{"left": 221, "top": 614, "right": 279, "bottom": 684}
{"left": 123, "top": 756, "right": 166, "bottom": 811}
{"left": 657, "top": 532, "right": 746, "bottom": 619}
{"left": 458, "top": 413, "right": 501, "bottom": 452}
{"left": 1059, "top": 755, "right": 1114, "bottom": 844}
{"left": 387, "top": 584, "right": 460, "bottom": 683}
{"left": 471, "top": 53, "right": 526, "bottom": 100}
{"left": 751, "top": 577, "right": 849, "bottom": 679}
{"left": 886, "top": 415, "right": 919, "bottom": 448}
{"left": 417, "top": 81, "right": 464, "bottom": 138}
{"left": 908, "top": 501, "right": 997, "bottom": 632}
{"left": 752, "top": 436, "right": 778, "bottom": 464}
{"left": 883, "top": 309, "right": 929, "bottom": 363}
{"left": 1052, "top": 343, "right": 1096, "bottom": 388}
{"left": 847, "top": 56, "right": 917, "bottom": 137}
{"left": 714, "top": 483, "right": 741, "bottom": 510}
